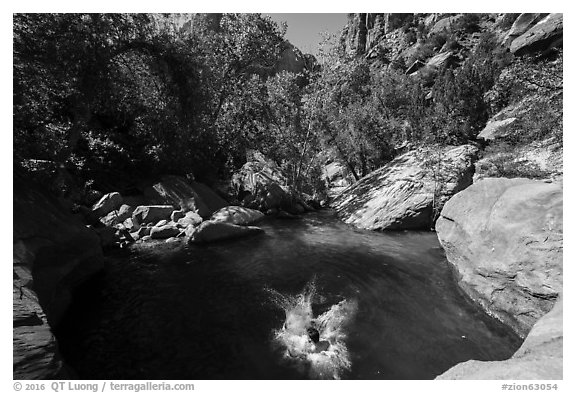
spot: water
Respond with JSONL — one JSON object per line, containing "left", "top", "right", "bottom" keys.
{"left": 56, "top": 211, "right": 522, "bottom": 380}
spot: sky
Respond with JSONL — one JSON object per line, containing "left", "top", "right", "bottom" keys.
{"left": 265, "top": 13, "right": 348, "bottom": 57}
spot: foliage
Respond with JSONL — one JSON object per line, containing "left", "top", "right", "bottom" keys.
{"left": 476, "top": 143, "right": 551, "bottom": 179}
{"left": 453, "top": 14, "right": 481, "bottom": 34}
{"left": 14, "top": 13, "right": 287, "bottom": 190}
{"left": 485, "top": 50, "right": 563, "bottom": 145}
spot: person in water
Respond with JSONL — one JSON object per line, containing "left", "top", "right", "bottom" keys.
{"left": 306, "top": 327, "right": 330, "bottom": 353}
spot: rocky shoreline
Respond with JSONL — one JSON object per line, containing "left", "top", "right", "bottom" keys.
{"left": 331, "top": 163, "right": 563, "bottom": 379}
{"left": 14, "top": 157, "right": 563, "bottom": 379}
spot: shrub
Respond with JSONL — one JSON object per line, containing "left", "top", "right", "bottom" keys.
{"left": 477, "top": 143, "right": 551, "bottom": 179}
{"left": 454, "top": 14, "right": 481, "bottom": 34}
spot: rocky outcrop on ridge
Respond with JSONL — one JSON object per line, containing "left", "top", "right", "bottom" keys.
{"left": 341, "top": 13, "right": 562, "bottom": 69}
{"left": 331, "top": 144, "right": 478, "bottom": 230}
{"left": 435, "top": 178, "right": 562, "bottom": 338}
{"left": 501, "top": 13, "right": 546, "bottom": 47}
{"left": 510, "top": 13, "right": 563, "bottom": 56}
{"left": 211, "top": 206, "right": 265, "bottom": 226}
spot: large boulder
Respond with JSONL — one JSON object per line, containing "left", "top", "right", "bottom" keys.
{"left": 428, "top": 14, "right": 466, "bottom": 36}
{"left": 100, "top": 204, "right": 134, "bottom": 226}
{"left": 132, "top": 205, "right": 174, "bottom": 226}
{"left": 143, "top": 175, "right": 227, "bottom": 219}
{"left": 177, "top": 211, "right": 203, "bottom": 228}
{"left": 231, "top": 153, "right": 300, "bottom": 213}
{"left": 332, "top": 145, "right": 478, "bottom": 230}
{"left": 150, "top": 224, "right": 180, "bottom": 239}
{"left": 91, "top": 192, "right": 123, "bottom": 218}
{"left": 437, "top": 296, "right": 562, "bottom": 379}
{"left": 435, "top": 178, "right": 562, "bottom": 337}
{"left": 502, "top": 13, "right": 547, "bottom": 47}
{"left": 477, "top": 118, "right": 517, "bottom": 141}
{"left": 211, "top": 206, "right": 265, "bottom": 226}
{"left": 510, "top": 13, "right": 562, "bottom": 56}
{"left": 187, "top": 221, "right": 264, "bottom": 244}
{"left": 14, "top": 170, "right": 104, "bottom": 378}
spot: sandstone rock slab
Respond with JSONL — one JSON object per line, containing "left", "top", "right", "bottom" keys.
{"left": 132, "top": 205, "right": 174, "bottom": 226}
{"left": 150, "top": 224, "right": 180, "bottom": 239}
{"left": 435, "top": 178, "right": 562, "bottom": 337}
{"left": 510, "top": 13, "right": 562, "bottom": 56}
{"left": 92, "top": 192, "right": 123, "bottom": 218}
{"left": 332, "top": 145, "right": 478, "bottom": 230}
{"left": 143, "top": 175, "right": 227, "bottom": 219}
{"left": 211, "top": 206, "right": 265, "bottom": 226}
{"left": 187, "top": 221, "right": 264, "bottom": 243}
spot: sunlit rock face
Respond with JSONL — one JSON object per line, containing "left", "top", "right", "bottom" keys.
{"left": 510, "top": 13, "right": 563, "bottom": 56}
{"left": 332, "top": 145, "right": 478, "bottom": 230}
{"left": 436, "top": 178, "right": 563, "bottom": 338}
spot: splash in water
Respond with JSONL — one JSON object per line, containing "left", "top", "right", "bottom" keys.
{"left": 266, "top": 279, "right": 357, "bottom": 379}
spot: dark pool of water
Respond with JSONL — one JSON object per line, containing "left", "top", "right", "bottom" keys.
{"left": 56, "top": 211, "right": 522, "bottom": 379}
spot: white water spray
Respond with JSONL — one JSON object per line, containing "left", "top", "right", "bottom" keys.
{"left": 266, "top": 280, "right": 357, "bottom": 379}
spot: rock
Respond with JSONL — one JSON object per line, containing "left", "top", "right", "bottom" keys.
{"left": 100, "top": 204, "right": 134, "bottom": 226}
{"left": 405, "top": 59, "right": 425, "bottom": 75}
{"left": 477, "top": 118, "right": 517, "bottom": 141}
{"left": 84, "top": 189, "right": 103, "bottom": 206}
{"left": 177, "top": 211, "right": 203, "bottom": 227}
{"left": 502, "top": 13, "right": 547, "bottom": 47}
{"left": 132, "top": 205, "right": 174, "bottom": 226}
{"left": 231, "top": 155, "right": 301, "bottom": 213}
{"left": 171, "top": 209, "right": 185, "bottom": 222}
{"left": 510, "top": 13, "right": 562, "bottom": 56}
{"left": 134, "top": 226, "right": 151, "bottom": 238}
{"left": 141, "top": 235, "right": 152, "bottom": 242}
{"left": 150, "top": 224, "right": 180, "bottom": 239}
{"left": 426, "top": 51, "right": 453, "bottom": 69}
{"left": 91, "top": 192, "right": 123, "bottom": 218}
{"left": 332, "top": 145, "right": 478, "bottom": 230}
{"left": 14, "top": 170, "right": 104, "bottom": 378}
{"left": 428, "top": 14, "right": 466, "bottom": 36}
{"left": 143, "top": 175, "right": 227, "bottom": 219}
{"left": 123, "top": 218, "right": 137, "bottom": 232}
{"left": 436, "top": 297, "right": 562, "bottom": 379}
{"left": 323, "top": 160, "right": 353, "bottom": 189}
{"left": 155, "top": 219, "right": 168, "bottom": 227}
{"left": 211, "top": 206, "right": 265, "bottom": 226}
{"left": 187, "top": 221, "right": 264, "bottom": 243}
{"left": 435, "top": 178, "right": 562, "bottom": 337}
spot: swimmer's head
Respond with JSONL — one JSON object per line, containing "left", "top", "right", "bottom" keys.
{"left": 307, "top": 327, "right": 320, "bottom": 343}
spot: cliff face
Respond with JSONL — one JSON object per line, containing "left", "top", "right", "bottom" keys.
{"left": 340, "top": 13, "right": 562, "bottom": 64}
